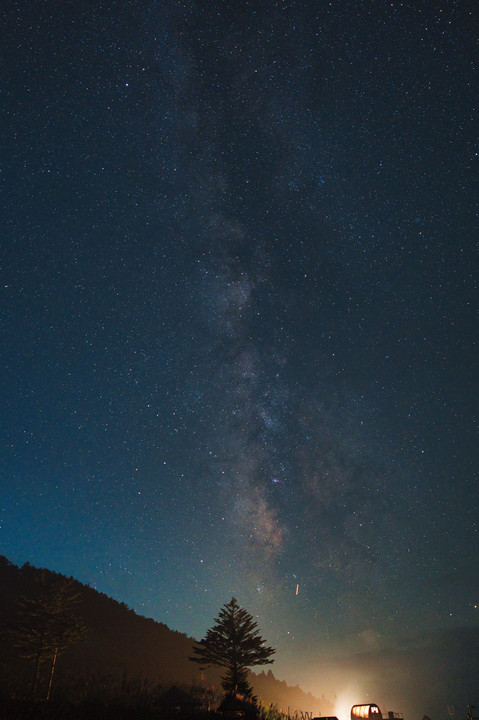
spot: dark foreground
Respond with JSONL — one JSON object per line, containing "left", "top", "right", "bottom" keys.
{"left": 0, "top": 698, "right": 220, "bottom": 720}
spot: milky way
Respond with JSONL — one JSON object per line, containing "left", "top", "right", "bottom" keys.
{"left": 1, "top": 2, "right": 478, "bottom": 716}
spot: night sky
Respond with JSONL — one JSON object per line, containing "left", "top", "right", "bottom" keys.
{"left": 1, "top": 0, "right": 478, "bottom": 716}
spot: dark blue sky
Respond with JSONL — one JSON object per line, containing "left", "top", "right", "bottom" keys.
{"left": 1, "top": 1, "right": 478, "bottom": 716}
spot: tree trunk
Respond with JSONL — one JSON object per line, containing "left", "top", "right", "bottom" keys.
{"left": 32, "top": 651, "right": 42, "bottom": 700}
{"left": 46, "top": 647, "right": 58, "bottom": 701}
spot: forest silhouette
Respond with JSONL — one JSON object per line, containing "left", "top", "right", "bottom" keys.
{"left": 0, "top": 556, "right": 329, "bottom": 719}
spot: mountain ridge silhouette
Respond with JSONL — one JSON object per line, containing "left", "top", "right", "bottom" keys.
{"left": 0, "top": 555, "right": 328, "bottom": 714}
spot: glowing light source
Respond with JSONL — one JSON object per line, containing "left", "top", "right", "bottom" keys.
{"left": 351, "top": 705, "right": 383, "bottom": 720}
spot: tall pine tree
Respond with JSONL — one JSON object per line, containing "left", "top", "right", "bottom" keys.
{"left": 190, "top": 597, "right": 275, "bottom": 698}
{"left": 11, "top": 571, "right": 87, "bottom": 699}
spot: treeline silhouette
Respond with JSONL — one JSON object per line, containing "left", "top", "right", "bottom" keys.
{"left": 0, "top": 556, "right": 328, "bottom": 719}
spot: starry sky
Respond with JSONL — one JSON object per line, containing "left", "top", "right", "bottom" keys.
{"left": 1, "top": 0, "right": 478, "bottom": 715}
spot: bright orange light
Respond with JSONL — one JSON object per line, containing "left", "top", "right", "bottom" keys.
{"left": 351, "top": 705, "right": 383, "bottom": 720}
{"left": 353, "top": 707, "right": 370, "bottom": 718}
{"left": 333, "top": 686, "right": 367, "bottom": 720}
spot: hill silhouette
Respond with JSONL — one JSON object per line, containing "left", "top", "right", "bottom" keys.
{"left": 0, "top": 555, "right": 326, "bottom": 714}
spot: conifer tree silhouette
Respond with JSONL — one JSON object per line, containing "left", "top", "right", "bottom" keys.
{"left": 190, "top": 597, "right": 275, "bottom": 698}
